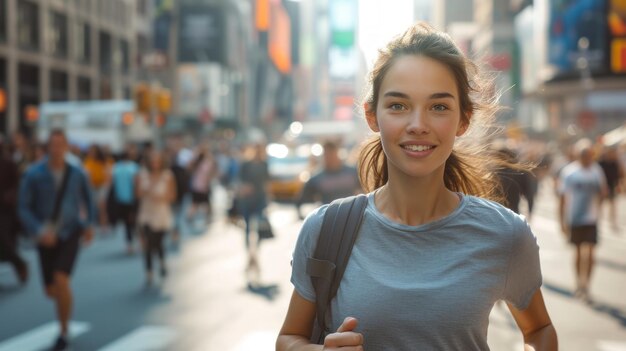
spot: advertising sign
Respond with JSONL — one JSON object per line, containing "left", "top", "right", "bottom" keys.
{"left": 178, "top": 5, "right": 224, "bottom": 64}
{"left": 609, "top": 0, "right": 626, "bottom": 72}
{"left": 548, "top": 0, "right": 607, "bottom": 76}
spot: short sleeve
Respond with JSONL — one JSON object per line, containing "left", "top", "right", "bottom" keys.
{"left": 290, "top": 205, "right": 329, "bottom": 303}
{"left": 502, "top": 217, "right": 543, "bottom": 309}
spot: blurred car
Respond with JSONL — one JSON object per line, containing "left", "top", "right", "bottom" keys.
{"left": 266, "top": 143, "right": 322, "bottom": 202}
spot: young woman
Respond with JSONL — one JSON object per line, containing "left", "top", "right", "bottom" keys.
{"left": 277, "top": 22, "right": 557, "bottom": 350}
{"left": 136, "top": 150, "right": 176, "bottom": 285}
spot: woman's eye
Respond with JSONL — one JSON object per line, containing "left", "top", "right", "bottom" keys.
{"left": 432, "top": 104, "right": 448, "bottom": 112}
{"left": 389, "top": 103, "right": 406, "bottom": 111}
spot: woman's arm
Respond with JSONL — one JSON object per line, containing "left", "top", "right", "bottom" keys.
{"left": 508, "top": 290, "right": 558, "bottom": 351}
{"left": 277, "top": 290, "right": 321, "bottom": 351}
{"left": 277, "top": 290, "right": 363, "bottom": 351}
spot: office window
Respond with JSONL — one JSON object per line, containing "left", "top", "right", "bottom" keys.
{"left": 137, "top": 0, "right": 147, "bottom": 16}
{"left": 74, "top": 22, "right": 91, "bottom": 63}
{"left": 50, "top": 70, "right": 69, "bottom": 101}
{"left": 77, "top": 76, "right": 91, "bottom": 101}
{"left": 99, "top": 31, "right": 112, "bottom": 74}
{"left": 120, "top": 39, "right": 129, "bottom": 73}
{"left": 17, "top": 1, "right": 39, "bottom": 51}
{"left": 0, "top": 0, "right": 6, "bottom": 43}
{"left": 48, "top": 11, "right": 68, "bottom": 58}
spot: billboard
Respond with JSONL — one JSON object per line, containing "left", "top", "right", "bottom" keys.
{"left": 178, "top": 5, "right": 224, "bottom": 64}
{"left": 609, "top": 0, "right": 626, "bottom": 72}
{"left": 268, "top": 2, "right": 291, "bottom": 74}
{"left": 548, "top": 0, "right": 607, "bottom": 76}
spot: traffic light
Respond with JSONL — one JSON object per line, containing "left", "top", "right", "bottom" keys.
{"left": 134, "top": 83, "right": 151, "bottom": 113}
{"left": 156, "top": 89, "right": 171, "bottom": 114}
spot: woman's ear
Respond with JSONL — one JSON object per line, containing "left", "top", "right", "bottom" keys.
{"left": 456, "top": 113, "right": 470, "bottom": 137}
{"left": 364, "top": 103, "right": 380, "bottom": 132}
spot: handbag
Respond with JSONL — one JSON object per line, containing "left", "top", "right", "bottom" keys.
{"left": 257, "top": 216, "right": 274, "bottom": 240}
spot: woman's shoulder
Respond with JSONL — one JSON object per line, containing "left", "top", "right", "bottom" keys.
{"left": 462, "top": 195, "right": 529, "bottom": 234}
{"left": 296, "top": 204, "right": 331, "bottom": 248}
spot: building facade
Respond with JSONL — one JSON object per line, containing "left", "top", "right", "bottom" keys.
{"left": 0, "top": 0, "right": 147, "bottom": 136}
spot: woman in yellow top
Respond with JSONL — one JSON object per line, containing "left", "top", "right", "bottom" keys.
{"left": 83, "top": 145, "right": 113, "bottom": 229}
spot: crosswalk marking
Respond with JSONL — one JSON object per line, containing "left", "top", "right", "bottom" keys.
{"left": 0, "top": 321, "right": 90, "bottom": 351}
{"left": 598, "top": 340, "right": 626, "bottom": 351}
{"left": 97, "top": 326, "right": 177, "bottom": 351}
{"left": 233, "top": 331, "right": 277, "bottom": 351}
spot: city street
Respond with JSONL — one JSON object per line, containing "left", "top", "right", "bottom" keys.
{"left": 1, "top": 182, "right": 625, "bottom": 351}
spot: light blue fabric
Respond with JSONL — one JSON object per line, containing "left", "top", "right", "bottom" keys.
{"left": 112, "top": 161, "right": 140, "bottom": 204}
{"left": 559, "top": 162, "right": 605, "bottom": 226}
{"left": 291, "top": 192, "right": 542, "bottom": 350}
{"left": 18, "top": 158, "right": 96, "bottom": 240}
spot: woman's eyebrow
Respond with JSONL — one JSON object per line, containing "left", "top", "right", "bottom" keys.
{"left": 382, "top": 91, "right": 456, "bottom": 100}
{"left": 382, "top": 91, "right": 410, "bottom": 99}
{"left": 429, "top": 92, "right": 455, "bottom": 100}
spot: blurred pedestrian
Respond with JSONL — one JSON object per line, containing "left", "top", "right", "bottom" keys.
{"left": 10, "top": 130, "right": 34, "bottom": 174}
{"left": 558, "top": 139, "right": 608, "bottom": 302}
{"left": 296, "top": 141, "right": 362, "bottom": 219}
{"left": 278, "top": 22, "right": 556, "bottom": 350}
{"left": 110, "top": 150, "right": 140, "bottom": 253}
{"left": 136, "top": 150, "right": 176, "bottom": 285}
{"left": 187, "top": 145, "right": 218, "bottom": 221}
{"left": 83, "top": 145, "right": 113, "bottom": 232}
{"left": 0, "top": 137, "right": 28, "bottom": 285}
{"left": 236, "top": 142, "right": 270, "bottom": 287}
{"left": 18, "top": 129, "right": 95, "bottom": 351}
{"left": 494, "top": 146, "right": 536, "bottom": 219}
{"left": 598, "top": 146, "right": 624, "bottom": 229}
{"left": 216, "top": 140, "right": 240, "bottom": 191}
{"left": 169, "top": 147, "right": 191, "bottom": 242}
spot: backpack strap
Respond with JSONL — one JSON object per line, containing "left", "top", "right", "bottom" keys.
{"left": 306, "top": 194, "right": 368, "bottom": 344}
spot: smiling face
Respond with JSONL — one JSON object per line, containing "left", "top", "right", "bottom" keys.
{"left": 365, "top": 55, "right": 467, "bottom": 181}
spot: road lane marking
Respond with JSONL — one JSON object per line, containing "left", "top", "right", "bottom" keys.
{"left": 0, "top": 321, "right": 90, "bottom": 351}
{"left": 233, "top": 331, "right": 277, "bottom": 351}
{"left": 97, "top": 326, "right": 177, "bottom": 351}
{"left": 598, "top": 340, "right": 626, "bottom": 351}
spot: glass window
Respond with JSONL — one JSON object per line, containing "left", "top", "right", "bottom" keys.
{"left": 17, "top": 1, "right": 39, "bottom": 51}
{"left": 50, "top": 70, "right": 69, "bottom": 101}
{"left": 0, "top": 0, "right": 6, "bottom": 43}
{"left": 77, "top": 76, "right": 91, "bottom": 101}
{"left": 120, "top": 39, "right": 129, "bottom": 73}
{"left": 74, "top": 22, "right": 90, "bottom": 63}
{"left": 99, "top": 31, "right": 112, "bottom": 73}
{"left": 48, "top": 11, "right": 68, "bottom": 58}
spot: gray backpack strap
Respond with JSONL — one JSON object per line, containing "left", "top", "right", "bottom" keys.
{"left": 306, "top": 194, "right": 368, "bottom": 344}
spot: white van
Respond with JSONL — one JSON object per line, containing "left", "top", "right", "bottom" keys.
{"left": 37, "top": 100, "right": 153, "bottom": 152}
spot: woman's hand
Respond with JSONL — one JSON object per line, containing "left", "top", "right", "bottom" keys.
{"left": 323, "top": 317, "right": 364, "bottom": 351}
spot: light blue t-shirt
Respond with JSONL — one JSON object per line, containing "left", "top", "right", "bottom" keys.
{"left": 112, "top": 161, "right": 140, "bottom": 204}
{"left": 558, "top": 162, "right": 606, "bottom": 226}
{"left": 291, "top": 192, "right": 542, "bottom": 350}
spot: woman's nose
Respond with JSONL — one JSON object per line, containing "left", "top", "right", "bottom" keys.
{"left": 406, "top": 111, "right": 429, "bottom": 135}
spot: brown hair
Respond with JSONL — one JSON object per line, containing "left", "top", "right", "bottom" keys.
{"left": 358, "top": 22, "right": 523, "bottom": 203}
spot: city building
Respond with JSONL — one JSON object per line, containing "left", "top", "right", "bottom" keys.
{"left": 0, "top": 0, "right": 148, "bottom": 136}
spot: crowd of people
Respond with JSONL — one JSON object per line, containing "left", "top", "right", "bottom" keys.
{"left": 0, "top": 129, "right": 242, "bottom": 350}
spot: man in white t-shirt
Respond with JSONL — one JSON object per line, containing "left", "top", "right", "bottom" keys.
{"left": 558, "top": 139, "right": 608, "bottom": 302}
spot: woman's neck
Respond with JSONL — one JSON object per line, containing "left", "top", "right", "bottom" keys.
{"left": 375, "top": 172, "right": 460, "bottom": 227}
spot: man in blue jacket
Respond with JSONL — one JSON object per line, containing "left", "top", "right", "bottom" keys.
{"left": 18, "top": 129, "right": 95, "bottom": 351}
